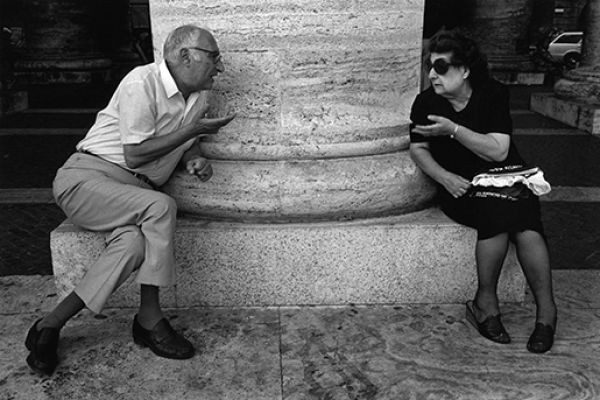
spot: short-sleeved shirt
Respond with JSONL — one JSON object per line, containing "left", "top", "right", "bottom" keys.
{"left": 76, "top": 61, "right": 205, "bottom": 186}
{"left": 409, "top": 79, "right": 544, "bottom": 239}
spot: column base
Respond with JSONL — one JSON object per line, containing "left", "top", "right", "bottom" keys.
{"left": 530, "top": 92, "right": 600, "bottom": 134}
{"left": 50, "top": 208, "right": 526, "bottom": 308}
{"left": 491, "top": 70, "right": 546, "bottom": 86}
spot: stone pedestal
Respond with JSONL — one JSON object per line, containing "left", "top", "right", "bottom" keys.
{"left": 531, "top": 1, "right": 600, "bottom": 134}
{"left": 51, "top": 210, "right": 526, "bottom": 307}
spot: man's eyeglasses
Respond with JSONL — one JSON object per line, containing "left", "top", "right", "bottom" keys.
{"left": 426, "top": 58, "right": 461, "bottom": 75}
{"left": 187, "top": 47, "right": 222, "bottom": 64}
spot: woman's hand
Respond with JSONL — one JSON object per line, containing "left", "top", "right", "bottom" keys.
{"left": 412, "top": 115, "right": 455, "bottom": 137}
{"left": 440, "top": 171, "right": 471, "bottom": 198}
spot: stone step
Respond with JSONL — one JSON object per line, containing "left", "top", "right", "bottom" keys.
{"left": 50, "top": 208, "right": 526, "bottom": 308}
{"left": 0, "top": 108, "right": 98, "bottom": 130}
{"left": 530, "top": 92, "right": 600, "bottom": 135}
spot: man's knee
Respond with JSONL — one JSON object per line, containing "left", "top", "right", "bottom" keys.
{"left": 147, "top": 193, "right": 177, "bottom": 220}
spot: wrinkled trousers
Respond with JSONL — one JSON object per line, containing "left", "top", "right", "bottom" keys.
{"left": 53, "top": 153, "right": 177, "bottom": 313}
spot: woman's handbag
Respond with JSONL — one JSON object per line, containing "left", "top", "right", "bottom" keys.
{"left": 469, "top": 165, "right": 551, "bottom": 201}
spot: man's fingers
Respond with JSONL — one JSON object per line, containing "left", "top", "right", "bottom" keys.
{"left": 206, "top": 113, "right": 236, "bottom": 126}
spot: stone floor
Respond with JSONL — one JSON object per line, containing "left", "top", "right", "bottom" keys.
{"left": 1, "top": 269, "right": 599, "bottom": 400}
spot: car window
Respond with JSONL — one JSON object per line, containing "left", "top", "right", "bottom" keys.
{"left": 554, "top": 34, "right": 582, "bottom": 44}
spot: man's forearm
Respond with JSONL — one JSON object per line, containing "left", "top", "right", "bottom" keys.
{"left": 123, "top": 124, "right": 198, "bottom": 169}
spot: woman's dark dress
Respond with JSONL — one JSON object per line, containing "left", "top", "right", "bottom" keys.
{"left": 409, "top": 79, "right": 544, "bottom": 240}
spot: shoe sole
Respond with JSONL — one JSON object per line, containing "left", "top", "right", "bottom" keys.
{"left": 133, "top": 336, "right": 195, "bottom": 360}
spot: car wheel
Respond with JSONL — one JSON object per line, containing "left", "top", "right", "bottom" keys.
{"left": 564, "top": 53, "right": 581, "bottom": 69}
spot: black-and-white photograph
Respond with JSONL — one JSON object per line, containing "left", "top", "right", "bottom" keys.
{"left": 1, "top": 0, "right": 599, "bottom": 398}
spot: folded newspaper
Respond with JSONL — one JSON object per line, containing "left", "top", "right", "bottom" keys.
{"left": 471, "top": 165, "right": 551, "bottom": 196}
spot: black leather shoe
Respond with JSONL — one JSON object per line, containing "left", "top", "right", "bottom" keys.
{"left": 25, "top": 318, "right": 59, "bottom": 376}
{"left": 132, "top": 315, "right": 195, "bottom": 359}
{"left": 465, "top": 301, "right": 511, "bottom": 344}
{"left": 527, "top": 323, "right": 555, "bottom": 353}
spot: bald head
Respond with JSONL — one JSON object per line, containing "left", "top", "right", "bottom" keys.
{"left": 163, "top": 25, "right": 218, "bottom": 64}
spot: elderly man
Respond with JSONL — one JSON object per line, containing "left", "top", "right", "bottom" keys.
{"left": 25, "top": 25, "right": 234, "bottom": 375}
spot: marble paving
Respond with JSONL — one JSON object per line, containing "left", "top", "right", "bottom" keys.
{"left": 1, "top": 269, "right": 599, "bottom": 400}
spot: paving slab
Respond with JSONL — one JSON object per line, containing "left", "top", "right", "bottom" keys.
{"left": 1, "top": 270, "right": 599, "bottom": 400}
{"left": 0, "top": 308, "right": 282, "bottom": 400}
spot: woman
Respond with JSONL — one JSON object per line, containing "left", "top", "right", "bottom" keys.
{"left": 409, "top": 29, "right": 557, "bottom": 353}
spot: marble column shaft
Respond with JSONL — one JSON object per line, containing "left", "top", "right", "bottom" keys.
{"left": 151, "top": 0, "right": 435, "bottom": 221}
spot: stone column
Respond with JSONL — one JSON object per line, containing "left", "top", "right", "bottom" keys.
{"left": 469, "top": 0, "right": 545, "bottom": 84}
{"left": 470, "top": 0, "right": 535, "bottom": 71}
{"left": 531, "top": 0, "right": 600, "bottom": 134}
{"left": 554, "top": 0, "right": 600, "bottom": 105}
{"left": 13, "top": 0, "right": 111, "bottom": 84}
{"left": 152, "top": 0, "right": 436, "bottom": 222}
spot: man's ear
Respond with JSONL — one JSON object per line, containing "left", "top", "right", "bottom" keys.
{"left": 180, "top": 48, "right": 192, "bottom": 64}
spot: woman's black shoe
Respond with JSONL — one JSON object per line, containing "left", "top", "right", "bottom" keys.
{"left": 25, "top": 318, "right": 59, "bottom": 376}
{"left": 527, "top": 323, "right": 555, "bottom": 353}
{"left": 132, "top": 315, "right": 195, "bottom": 359}
{"left": 465, "top": 300, "right": 511, "bottom": 344}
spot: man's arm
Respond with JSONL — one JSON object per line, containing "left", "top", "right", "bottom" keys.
{"left": 123, "top": 114, "right": 234, "bottom": 169}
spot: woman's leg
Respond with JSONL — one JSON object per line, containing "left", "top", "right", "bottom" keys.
{"left": 513, "top": 230, "right": 557, "bottom": 326}
{"left": 473, "top": 232, "right": 510, "bottom": 319}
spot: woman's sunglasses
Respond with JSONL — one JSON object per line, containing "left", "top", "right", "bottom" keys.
{"left": 426, "top": 58, "right": 461, "bottom": 75}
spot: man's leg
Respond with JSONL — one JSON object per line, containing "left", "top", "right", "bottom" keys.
{"left": 54, "top": 168, "right": 177, "bottom": 314}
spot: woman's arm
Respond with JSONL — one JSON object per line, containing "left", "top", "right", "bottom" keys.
{"left": 410, "top": 142, "right": 472, "bottom": 198}
{"left": 412, "top": 115, "right": 509, "bottom": 162}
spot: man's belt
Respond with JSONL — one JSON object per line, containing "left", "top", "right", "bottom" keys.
{"left": 78, "top": 149, "right": 156, "bottom": 189}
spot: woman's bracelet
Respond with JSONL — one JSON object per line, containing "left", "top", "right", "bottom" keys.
{"left": 450, "top": 124, "right": 459, "bottom": 139}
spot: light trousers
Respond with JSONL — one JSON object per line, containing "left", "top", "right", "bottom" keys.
{"left": 53, "top": 153, "right": 177, "bottom": 313}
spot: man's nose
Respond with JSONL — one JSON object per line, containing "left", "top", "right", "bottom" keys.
{"left": 216, "top": 59, "right": 224, "bottom": 73}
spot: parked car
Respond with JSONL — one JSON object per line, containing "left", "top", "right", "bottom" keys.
{"left": 547, "top": 31, "right": 583, "bottom": 68}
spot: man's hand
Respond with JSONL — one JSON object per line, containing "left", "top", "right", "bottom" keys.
{"left": 190, "top": 104, "right": 236, "bottom": 137}
{"left": 186, "top": 156, "right": 213, "bottom": 182}
{"left": 412, "top": 115, "right": 455, "bottom": 137}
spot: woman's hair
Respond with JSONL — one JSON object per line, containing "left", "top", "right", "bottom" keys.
{"left": 428, "top": 29, "right": 489, "bottom": 88}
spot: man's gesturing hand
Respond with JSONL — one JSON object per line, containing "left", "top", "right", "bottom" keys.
{"left": 191, "top": 105, "right": 236, "bottom": 137}
{"left": 186, "top": 156, "right": 213, "bottom": 182}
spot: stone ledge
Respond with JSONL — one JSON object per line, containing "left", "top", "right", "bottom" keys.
{"left": 530, "top": 92, "right": 600, "bottom": 134}
{"left": 50, "top": 208, "right": 526, "bottom": 308}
